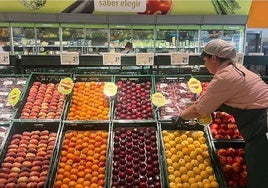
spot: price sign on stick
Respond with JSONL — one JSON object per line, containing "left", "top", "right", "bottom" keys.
{"left": 197, "top": 114, "right": 212, "bottom": 126}
{"left": 60, "top": 52, "right": 79, "bottom": 65}
{"left": 104, "top": 82, "right": 118, "bottom": 97}
{"left": 235, "top": 53, "right": 244, "bottom": 64}
{"left": 171, "top": 53, "right": 189, "bottom": 65}
{"left": 188, "top": 77, "right": 202, "bottom": 94}
{"left": 58, "top": 77, "right": 74, "bottom": 95}
{"left": 0, "top": 52, "right": 10, "bottom": 65}
{"left": 151, "top": 92, "right": 166, "bottom": 107}
{"left": 136, "top": 53, "right": 154, "bottom": 66}
{"left": 103, "top": 53, "right": 121, "bottom": 65}
{"left": 7, "top": 88, "right": 21, "bottom": 106}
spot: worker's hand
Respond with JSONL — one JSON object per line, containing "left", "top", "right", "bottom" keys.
{"left": 171, "top": 115, "right": 186, "bottom": 126}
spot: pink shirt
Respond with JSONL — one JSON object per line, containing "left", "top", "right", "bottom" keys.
{"left": 195, "top": 62, "right": 268, "bottom": 116}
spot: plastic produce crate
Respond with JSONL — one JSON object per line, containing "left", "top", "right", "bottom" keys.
{"left": 0, "top": 124, "right": 10, "bottom": 152}
{"left": 0, "top": 75, "right": 29, "bottom": 122}
{"left": 159, "top": 122, "right": 224, "bottom": 188}
{"left": 210, "top": 141, "right": 246, "bottom": 188}
{"left": 63, "top": 74, "right": 113, "bottom": 122}
{"left": 49, "top": 122, "right": 111, "bottom": 188}
{"left": 14, "top": 73, "right": 72, "bottom": 121}
{"left": 154, "top": 74, "right": 195, "bottom": 121}
{"left": 108, "top": 122, "right": 165, "bottom": 188}
{"left": 113, "top": 75, "right": 156, "bottom": 122}
{"left": 0, "top": 121, "right": 62, "bottom": 188}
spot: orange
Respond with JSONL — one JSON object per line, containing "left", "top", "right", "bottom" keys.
{"left": 54, "top": 180, "right": 62, "bottom": 187}
{"left": 91, "top": 176, "right": 98, "bottom": 184}
{"left": 69, "top": 174, "right": 77, "bottom": 181}
{"left": 63, "top": 171, "right": 71, "bottom": 178}
{"left": 98, "top": 167, "right": 105, "bottom": 174}
{"left": 64, "top": 164, "right": 72, "bottom": 172}
{"left": 70, "top": 168, "right": 78, "bottom": 175}
{"left": 75, "top": 184, "right": 84, "bottom": 188}
{"left": 77, "top": 171, "right": 85, "bottom": 178}
{"left": 92, "top": 171, "right": 99, "bottom": 178}
{"left": 69, "top": 181, "right": 76, "bottom": 187}
{"left": 62, "top": 177, "right": 70, "bottom": 184}
{"left": 56, "top": 174, "right": 64, "bottom": 181}
{"left": 92, "top": 164, "right": 99, "bottom": 171}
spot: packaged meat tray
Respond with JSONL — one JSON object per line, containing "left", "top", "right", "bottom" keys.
{"left": 64, "top": 74, "right": 113, "bottom": 122}
{"left": 154, "top": 75, "right": 195, "bottom": 121}
{"left": 14, "top": 73, "right": 71, "bottom": 121}
{"left": 113, "top": 75, "right": 156, "bottom": 121}
{"left": 49, "top": 122, "right": 111, "bottom": 188}
{"left": 108, "top": 122, "right": 165, "bottom": 188}
{"left": 0, "top": 75, "right": 29, "bottom": 122}
{"left": 159, "top": 122, "right": 224, "bottom": 188}
{"left": 0, "top": 121, "right": 61, "bottom": 188}
{"left": 210, "top": 141, "right": 247, "bottom": 188}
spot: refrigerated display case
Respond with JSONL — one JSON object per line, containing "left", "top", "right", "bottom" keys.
{"left": 178, "top": 25, "right": 200, "bottom": 53}
{"left": 222, "top": 25, "right": 245, "bottom": 53}
{"left": 61, "top": 24, "right": 84, "bottom": 54}
{"left": 110, "top": 24, "right": 132, "bottom": 53}
{"left": 133, "top": 25, "right": 155, "bottom": 53}
{"left": 36, "top": 23, "right": 60, "bottom": 55}
{"left": 11, "top": 23, "right": 35, "bottom": 55}
{"left": 200, "top": 25, "right": 223, "bottom": 51}
{"left": 0, "top": 23, "right": 10, "bottom": 52}
{"left": 155, "top": 25, "right": 177, "bottom": 53}
{"left": 85, "top": 24, "right": 109, "bottom": 54}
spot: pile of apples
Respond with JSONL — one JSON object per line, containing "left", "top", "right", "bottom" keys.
{"left": 111, "top": 127, "right": 162, "bottom": 188}
{"left": 210, "top": 112, "right": 243, "bottom": 140}
{"left": 20, "top": 81, "right": 65, "bottom": 119}
{"left": 217, "top": 147, "right": 247, "bottom": 187}
{"left": 200, "top": 81, "right": 209, "bottom": 96}
{"left": 0, "top": 130, "right": 56, "bottom": 187}
{"left": 155, "top": 81, "right": 195, "bottom": 120}
{"left": 115, "top": 80, "right": 153, "bottom": 120}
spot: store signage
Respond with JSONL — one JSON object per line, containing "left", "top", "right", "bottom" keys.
{"left": 151, "top": 92, "right": 166, "bottom": 107}
{"left": 60, "top": 52, "right": 79, "bottom": 65}
{"left": 136, "top": 53, "right": 154, "bottom": 66}
{"left": 103, "top": 53, "right": 121, "bottom": 65}
{"left": 104, "top": 82, "right": 118, "bottom": 97}
{"left": 188, "top": 77, "right": 202, "bottom": 94}
{"left": 235, "top": 52, "right": 244, "bottom": 64}
{"left": 94, "top": 0, "right": 146, "bottom": 12}
{"left": 7, "top": 88, "right": 21, "bottom": 106}
{"left": 58, "top": 77, "right": 74, "bottom": 95}
{"left": 0, "top": 52, "right": 10, "bottom": 65}
{"left": 170, "top": 53, "right": 189, "bottom": 65}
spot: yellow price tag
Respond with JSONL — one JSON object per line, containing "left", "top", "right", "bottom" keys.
{"left": 58, "top": 77, "right": 74, "bottom": 95}
{"left": 151, "top": 92, "right": 166, "bottom": 107}
{"left": 104, "top": 82, "right": 117, "bottom": 97}
{"left": 8, "top": 88, "right": 21, "bottom": 106}
{"left": 197, "top": 114, "right": 212, "bottom": 126}
{"left": 188, "top": 77, "right": 202, "bottom": 94}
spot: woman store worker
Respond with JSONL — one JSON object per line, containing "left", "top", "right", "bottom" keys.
{"left": 173, "top": 39, "right": 268, "bottom": 188}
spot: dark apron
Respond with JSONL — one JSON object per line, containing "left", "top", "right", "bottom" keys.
{"left": 219, "top": 104, "right": 268, "bottom": 188}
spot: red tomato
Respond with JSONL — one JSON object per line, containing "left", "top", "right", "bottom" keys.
{"left": 138, "top": 0, "right": 173, "bottom": 15}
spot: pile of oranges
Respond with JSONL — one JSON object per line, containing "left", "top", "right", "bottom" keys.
{"left": 162, "top": 130, "right": 219, "bottom": 188}
{"left": 67, "top": 81, "right": 110, "bottom": 120}
{"left": 54, "top": 130, "right": 108, "bottom": 188}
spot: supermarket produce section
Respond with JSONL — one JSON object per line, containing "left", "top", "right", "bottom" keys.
{"left": 0, "top": 68, "right": 249, "bottom": 188}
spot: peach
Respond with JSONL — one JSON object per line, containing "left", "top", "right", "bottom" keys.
{"left": 16, "top": 152, "right": 26, "bottom": 158}
{"left": 10, "top": 167, "right": 21, "bottom": 173}
{"left": 36, "top": 151, "right": 46, "bottom": 157}
{"left": 17, "top": 182, "right": 27, "bottom": 188}
{"left": 31, "top": 131, "right": 40, "bottom": 136}
{"left": 4, "top": 156, "right": 15, "bottom": 163}
{"left": 19, "top": 171, "right": 30, "bottom": 178}
{"left": 5, "top": 183, "right": 17, "bottom": 188}
{"left": 32, "top": 161, "right": 42, "bottom": 166}
{"left": 8, "top": 144, "right": 19, "bottom": 149}
{"left": 22, "top": 132, "right": 31, "bottom": 136}
{"left": 13, "top": 162, "right": 22, "bottom": 168}
{"left": 19, "top": 140, "right": 29, "bottom": 145}
{"left": 11, "top": 138, "right": 20, "bottom": 144}
{"left": 0, "top": 167, "right": 10, "bottom": 174}
{"left": 28, "top": 115, "right": 38, "bottom": 119}
{"left": 27, "top": 182, "right": 38, "bottom": 187}
{"left": 2, "top": 162, "right": 13, "bottom": 168}
{"left": 34, "top": 156, "right": 44, "bottom": 161}
{"left": 8, "top": 172, "right": 19, "bottom": 178}
{"left": 18, "top": 144, "right": 27, "bottom": 149}
{"left": 12, "top": 134, "right": 22, "bottom": 139}
{"left": 0, "top": 178, "right": 7, "bottom": 184}
{"left": 14, "top": 157, "right": 25, "bottom": 163}
{"left": 37, "top": 182, "right": 45, "bottom": 187}
{"left": 39, "top": 139, "right": 48, "bottom": 144}
{"left": 48, "top": 141, "right": 55, "bottom": 146}
{"left": 17, "top": 176, "right": 29, "bottom": 183}
{"left": 0, "top": 173, "right": 9, "bottom": 179}
{"left": 46, "top": 145, "right": 54, "bottom": 151}
{"left": 22, "top": 108, "right": 31, "bottom": 114}
{"left": 29, "top": 139, "right": 39, "bottom": 145}
{"left": 22, "top": 161, "right": 32, "bottom": 168}
{"left": 28, "top": 144, "right": 37, "bottom": 149}
{"left": 30, "top": 135, "right": 39, "bottom": 140}
{"left": 39, "top": 176, "right": 47, "bottom": 182}
{"left": 29, "top": 171, "right": 40, "bottom": 177}
{"left": 20, "top": 167, "right": 31, "bottom": 173}
{"left": 25, "top": 153, "right": 35, "bottom": 161}
{"left": 40, "top": 135, "right": 49, "bottom": 140}
{"left": 7, "top": 148, "right": 17, "bottom": 153}
{"left": 28, "top": 176, "right": 39, "bottom": 182}
{"left": 6, "top": 152, "right": 16, "bottom": 158}
{"left": 42, "top": 165, "right": 49, "bottom": 171}
{"left": 31, "top": 166, "right": 41, "bottom": 172}
{"left": 40, "top": 171, "right": 48, "bottom": 177}
{"left": 27, "top": 148, "right": 36, "bottom": 154}
{"left": 7, "top": 177, "right": 17, "bottom": 183}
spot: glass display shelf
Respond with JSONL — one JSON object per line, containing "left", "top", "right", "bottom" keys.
{"left": 178, "top": 25, "right": 200, "bottom": 53}
{"left": 133, "top": 25, "right": 154, "bottom": 53}
{"left": 155, "top": 25, "right": 177, "bottom": 53}
{"left": 0, "top": 23, "right": 10, "bottom": 52}
{"left": 110, "top": 24, "right": 132, "bottom": 53}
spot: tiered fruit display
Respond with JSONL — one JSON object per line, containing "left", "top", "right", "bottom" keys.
{"left": 111, "top": 127, "right": 162, "bottom": 188}
{"left": 217, "top": 147, "right": 247, "bottom": 187}
{"left": 162, "top": 130, "right": 219, "bottom": 188}
{"left": 210, "top": 112, "right": 243, "bottom": 140}
{"left": 0, "top": 130, "right": 57, "bottom": 187}
{"left": 155, "top": 81, "right": 195, "bottom": 120}
{"left": 115, "top": 80, "right": 153, "bottom": 120}
{"left": 54, "top": 130, "right": 108, "bottom": 188}
{"left": 20, "top": 82, "right": 65, "bottom": 119}
{"left": 67, "top": 81, "right": 110, "bottom": 120}
{"left": 0, "top": 77, "right": 27, "bottom": 121}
